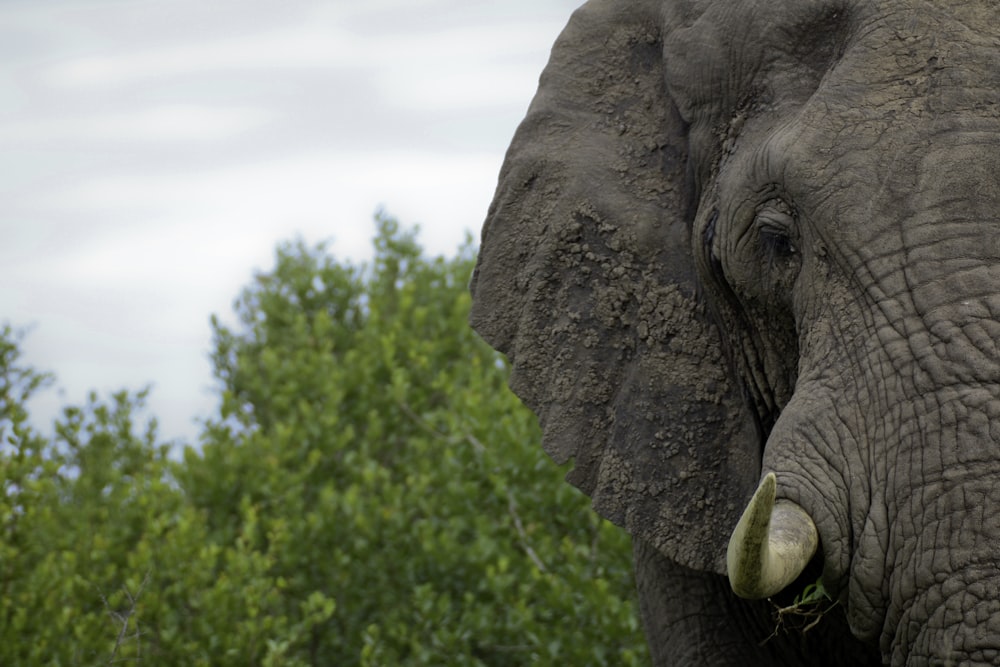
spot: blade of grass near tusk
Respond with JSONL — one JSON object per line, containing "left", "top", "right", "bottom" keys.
{"left": 727, "top": 473, "right": 818, "bottom": 599}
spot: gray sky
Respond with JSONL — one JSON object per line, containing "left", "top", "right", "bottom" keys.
{"left": 0, "top": 0, "right": 581, "bottom": 444}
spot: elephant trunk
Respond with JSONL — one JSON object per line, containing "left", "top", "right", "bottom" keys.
{"left": 726, "top": 472, "right": 818, "bottom": 599}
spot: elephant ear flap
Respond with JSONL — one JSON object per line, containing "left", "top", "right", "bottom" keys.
{"left": 470, "top": 0, "right": 760, "bottom": 575}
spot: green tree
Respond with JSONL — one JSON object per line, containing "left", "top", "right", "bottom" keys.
{"left": 0, "top": 325, "right": 214, "bottom": 664}
{"left": 0, "top": 213, "right": 647, "bottom": 665}
{"left": 181, "top": 213, "right": 647, "bottom": 665}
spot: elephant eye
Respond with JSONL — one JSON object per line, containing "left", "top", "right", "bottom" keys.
{"left": 755, "top": 206, "right": 798, "bottom": 262}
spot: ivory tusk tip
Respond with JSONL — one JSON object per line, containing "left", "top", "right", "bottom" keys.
{"left": 726, "top": 473, "right": 818, "bottom": 599}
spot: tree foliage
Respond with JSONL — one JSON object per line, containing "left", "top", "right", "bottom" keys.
{"left": 0, "top": 214, "right": 647, "bottom": 664}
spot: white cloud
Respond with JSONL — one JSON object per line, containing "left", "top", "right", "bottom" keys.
{"left": 9, "top": 146, "right": 501, "bottom": 442}
{"left": 378, "top": 62, "right": 544, "bottom": 112}
{"left": 43, "top": 28, "right": 356, "bottom": 88}
{"left": 0, "top": 0, "right": 580, "bottom": 445}
{"left": 0, "top": 105, "right": 272, "bottom": 145}
{"left": 26, "top": 149, "right": 499, "bottom": 287}
{"left": 41, "top": 19, "right": 560, "bottom": 103}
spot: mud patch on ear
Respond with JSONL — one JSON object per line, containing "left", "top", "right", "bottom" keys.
{"left": 471, "top": 0, "right": 765, "bottom": 574}
{"left": 579, "top": 278, "right": 763, "bottom": 574}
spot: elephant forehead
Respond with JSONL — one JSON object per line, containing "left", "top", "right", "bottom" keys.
{"left": 662, "top": 0, "right": 1000, "bottom": 240}
{"left": 764, "top": 16, "right": 1000, "bottom": 231}
{"left": 660, "top": 0, "right": 1000, "bottom": 140}
{"left": 661, "top": 0, "right": 854, "bottom": 128}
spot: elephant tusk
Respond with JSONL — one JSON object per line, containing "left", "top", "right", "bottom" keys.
{"left": 726, "top": 472, "right": 818, "bottom": 599}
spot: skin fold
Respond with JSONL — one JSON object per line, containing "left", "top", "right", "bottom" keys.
{"left": 469, "top": 0, "right": 1000, "bottom": 664}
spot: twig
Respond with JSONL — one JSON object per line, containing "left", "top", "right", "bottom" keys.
{"left": 104, "top": 599, "right": 129, "bottom": 666}
{"left": 464, "top": 432, "right": 486, "bottom": 454}
{"left": 589, "top": 520, "right": 601, "bottom": 567}
{"left": 760, "top": 597, "right": 838, "bottom": 646}
{"left": 100, "top": 571, "right": 151, "bottom": 664}
{"left": 396, "top": 400, "right": 486, "bottom": 453}
{"left": 506, "top": 491, "right": 547, "bottom": 573}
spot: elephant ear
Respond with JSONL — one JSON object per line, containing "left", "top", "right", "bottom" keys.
{"left": 469, "top": 0, "right": 761, "bottom": 574}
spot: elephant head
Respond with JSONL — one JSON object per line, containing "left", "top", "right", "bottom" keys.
{"left": 470, "top": 0, "right": 1000, "bottom": 664}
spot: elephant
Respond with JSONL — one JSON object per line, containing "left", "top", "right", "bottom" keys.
{"left": 469, "top": 0, "right": 1000, "bottom": 665}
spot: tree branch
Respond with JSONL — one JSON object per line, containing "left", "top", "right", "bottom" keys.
{"left": 507, "top": 491, "right": 547, "bottom": 573}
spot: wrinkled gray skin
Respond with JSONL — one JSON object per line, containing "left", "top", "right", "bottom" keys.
{"left": 470, "top": 0, "right": 1000, "bottom": 665}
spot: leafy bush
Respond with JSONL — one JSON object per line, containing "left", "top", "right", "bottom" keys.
{"left": 0, "top": 214, "right": 648, "bottom": 665}
{"left": 1, "top": 327, "right": 207, "bottom": 664}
